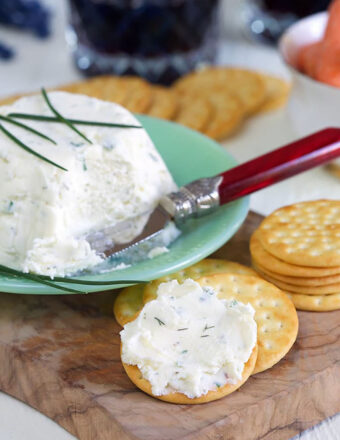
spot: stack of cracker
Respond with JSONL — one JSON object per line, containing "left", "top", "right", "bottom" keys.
{"left": 0, "top": 68, "right": 291, "bottom": 141}
{"left": 250, "top": 200, "right": 340, "bottom": 312}
{"left": 114, "top": 258, "right": 298, "bottom": 403}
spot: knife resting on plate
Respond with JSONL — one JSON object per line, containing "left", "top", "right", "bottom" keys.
{"left": 87, "top": 127, "right": 340, "bottom": 261}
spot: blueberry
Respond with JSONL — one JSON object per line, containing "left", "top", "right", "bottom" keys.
{"left": 0, "top": 0, "right": 51, "bottom": 39}
{"left": 0, "top": 42, "right": 14, "bottom": 60}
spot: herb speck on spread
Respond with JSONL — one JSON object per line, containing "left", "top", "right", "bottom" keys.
{"left": 154, "top": 317, "right": 165, "bottom": 326}
{"left": 6, "top": 201, "right": 14, "bottom": 214}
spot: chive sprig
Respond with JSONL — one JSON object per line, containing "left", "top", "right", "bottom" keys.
{"left": 1, "top": 89, "right": 143, "bottom": 171}
{"left": 0, "top": 264, "right": 146, "bottom": 294}
{"left": 0, "top": 114, "right": 56, "bottom": 144}
{"left": 0, "top": 123, "right": 67, "bottom": 171}
{"left": 41, "top": 88, "right": 92, "bottom": 145}
{"left": 8, "top": 113, "right": 142, "bottom": 129}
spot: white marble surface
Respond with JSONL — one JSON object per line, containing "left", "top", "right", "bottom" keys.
{"left": 0, "top": 0, "right": 339, "bottom": 439}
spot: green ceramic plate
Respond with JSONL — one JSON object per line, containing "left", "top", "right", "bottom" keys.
{"left": 0, "top": 116, "right": 249, "bottom": 294}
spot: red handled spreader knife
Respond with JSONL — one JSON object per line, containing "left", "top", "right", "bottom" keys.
{"left": 87, "top": 128, "right": 340, "bottom": 262}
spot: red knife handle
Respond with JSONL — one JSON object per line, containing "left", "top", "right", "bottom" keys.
{"left": 218, "top": 128, "right": 340, "bottom": 205}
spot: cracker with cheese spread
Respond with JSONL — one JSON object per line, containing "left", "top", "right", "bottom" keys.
{"left": 114, "top": 284, "right": 145, "bottom": 327}
{"left": 197, "top": 274, "right": 298, "bottom": 374}
{"left": 143, "top": 259, "right": 257, "bottom": 304}
{"left": 120, "top": 278, "right": 258, "bottom": 404}
{"left": 115, "top": 259, "right": 257, "bottom": 327}
{"left": 122, "top": 346, "right": 258, "bottom": 404}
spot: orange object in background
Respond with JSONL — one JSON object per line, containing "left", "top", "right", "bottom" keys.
{"left": 298, "top": 0, "right": 340, "bottom": 87}
{"left": 298, "top": 42, "right": 322, "bottom": 77}
{"left": 324, "top": 0, "right": 340, "bottom": 40}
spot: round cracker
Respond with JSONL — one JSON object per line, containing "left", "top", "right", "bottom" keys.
{"left": 58, "top": 76, "right": 129, "bottom": 105}
{"left": 143, "top": 259, "right": 257, "bottom": 304}
{"left": 0, "top": 77, "right": 130, "bottom": 107}
{"left": 2, "top": 75, "right": 151, "bottom": 111}
{"left": 203, "top": 91, "right": 244, "bottom": 140}
{"left": 173, "top": 94, "right": 212, "bottom": 132}
{"left": 114, "top": 284, "right": 145, "bottom": 327}
{"left": 147, "top": 86, "right": 178, "bottom": 120}
{"left": 258, "top": 200, "right": 340, "bottom": 268}
{"left": 250, "top": 230, "right": 340, "bottom": 277}
{"left": 253, "top": 261, "right": 340, "bottom": 286}
{"left": 197, "top": 274, "right": 298, "bottom": 374}
{"left": 59, "top": 75, "right": 152, "bottom": 113}
{"left": 255, "top": 270, "right": 340, "bottom": 294}
{"left": 286, "top": 292, "right": 340, "bottom": 312}
{"left": 120, "top": 76, "right": 152, "bottom": 113}
{"left": 174, "top": 67, "right": 266, "bottom": 115}
{"left": 257, "top": 75, "right": 291, "bottom": 113}
{"left": 122, "top": 345, "right": 257, "bottom": 404}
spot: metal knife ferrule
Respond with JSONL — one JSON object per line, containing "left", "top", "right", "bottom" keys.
{"left": 160, "top": 176, "right": 223, "bottom": 224}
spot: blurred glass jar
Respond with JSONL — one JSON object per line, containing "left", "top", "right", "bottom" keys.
{"left": 67, "top": 0, "right": 219, "bottom": 85}
{"left": 246, "top": 0, "right": 331, "bottom": 44}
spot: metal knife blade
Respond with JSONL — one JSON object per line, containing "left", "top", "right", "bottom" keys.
{"left": 86, "top": 176, "right": 222, "bottom": 263}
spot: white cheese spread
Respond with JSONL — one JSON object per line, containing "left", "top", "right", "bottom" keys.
{"left": 147, "top": 246, "right": 169, "bottom": 259}
{"left": 120, "top": 279, "right": 257, "bottom": 398}
{"left": 0, "top": 92, "right": 177, "bottom": 276}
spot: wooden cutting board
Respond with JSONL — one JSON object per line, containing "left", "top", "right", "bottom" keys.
{"left": 0, "top": 211, "right": 339, "bottom": 440}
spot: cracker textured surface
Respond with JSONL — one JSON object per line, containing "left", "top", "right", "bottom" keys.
{"left": 114, "top": 284, "right": 145, "bottom": 327}
{"left": 203, "top": 91, "right": 244, "bottom": 140}
{"left": 173, "top": 94, "right": 212, "bottom": 132}
{"left": 59, "top": 75, "right": 152, "bottom": 113}
{"left": 115, "top": 76, "right": 152, "bottom": 113}
{"left": 253, "top": 261, "right": 340, "bottom": 286}
{"left": 122, "top": 345, "right": 257, "bottom": 404}
{"left": 174, "top": 67, "right": 266, "bottom": 115}
{"left": 257, "top": 75, "right": 291, "bottom": 112}
{"left": 198, "top": 274, "right": 298, "bottom": 374}
{"left": 258, "top": 200, "right": 340, "bottom": 267}
{"left": 143, "top": 259, "right": 257, "bottom": 304}
{"left": 147, "top": 86, "right": 178, "bottom": 120}
{"left": 255, "top": 267, "right": 340, "bottom": 294}
{"left": 286, "top": 292, "right": 340, "bottom": 312}
{"left": 250, "top": 230, "right": 340, "bottom": 277}
{"left": 59, "top": 76, "right": 129, "bottom": 105}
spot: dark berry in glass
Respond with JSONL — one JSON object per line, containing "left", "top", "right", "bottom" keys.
{"left": 247, "top": 0, "right": 331, "bottom": 44}
{"left": 67, "top": 0, "right": 219, "bottom": 84}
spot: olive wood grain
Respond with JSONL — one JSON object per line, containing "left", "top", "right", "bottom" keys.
{"left": 0, "top": 211, "right": 339, "bottom": 440}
